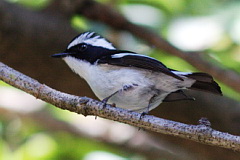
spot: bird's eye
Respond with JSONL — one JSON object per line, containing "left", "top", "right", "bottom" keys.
{"left": 79, "top": 44, "right": 87, "bottom": 51}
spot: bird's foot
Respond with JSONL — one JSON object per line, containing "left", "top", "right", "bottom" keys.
{"left": 138, "top": 111, "right": 148, "bottom": 131}
{"left": 101, "top": 98, "right": 109, "bottom": 108}
{"left": 139, "top": 111, "right": 148, "bottom": 120}
{"left": 101, "top": 98, "right": 117, "bottom": 109}
{"left": 101, "top": 89, "right": 120, "bottom": 108}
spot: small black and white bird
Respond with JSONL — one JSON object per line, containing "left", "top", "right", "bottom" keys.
{"left": 52, "top": 32, "right": 222, "bottom": 114}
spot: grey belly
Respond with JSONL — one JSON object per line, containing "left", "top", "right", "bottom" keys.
{"left": 93, "top": 83, "right": 166, "bottom": 112}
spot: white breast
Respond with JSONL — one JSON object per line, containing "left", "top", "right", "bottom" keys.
{"left": 63, "top": 56, "right": 157, "bottom": 110}
{"left": 62, "top": 56, "right": 195, "bottom": 112}
{"left": 63, "top": 56, "right": 150, "bottom": 93}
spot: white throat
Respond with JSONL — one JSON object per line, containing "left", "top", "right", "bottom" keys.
{"left": 63, "top": 56, "right": 93, "bottom": 80}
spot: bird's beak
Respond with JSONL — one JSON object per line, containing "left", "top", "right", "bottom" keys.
{"left": 51, "top": 52, "right": 72, "bottom": 58}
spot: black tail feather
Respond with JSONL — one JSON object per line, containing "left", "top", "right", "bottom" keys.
{"left": 186, "top": 73, "right": 222, "bottom": 95}
{"left": 186, "top": 73, "right": 213, "bottom": 82}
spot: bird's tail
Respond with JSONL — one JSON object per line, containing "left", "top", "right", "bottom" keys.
{"left": 186, "top": 73, "right": 222, "bottom": 95}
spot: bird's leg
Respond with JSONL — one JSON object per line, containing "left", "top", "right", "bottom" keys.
{"left": 101, "top": 90, "right": 119, "bottom": 107}
{"left": 140, "top": 109, "right": 149, "bottom": 120}
{"left": 140, "top": 94, "right": 158, "bottom": 120}
{"left": 101, "top": 84, "right": 137, "bottom": 108}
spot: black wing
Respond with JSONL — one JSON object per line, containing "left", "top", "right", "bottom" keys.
{"left": 98, "top": 51, "right": 183, "bottom": 81}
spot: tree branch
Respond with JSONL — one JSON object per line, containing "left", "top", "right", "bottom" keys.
{"left": 0, "top": 61, "right": 240, "bottom": 152}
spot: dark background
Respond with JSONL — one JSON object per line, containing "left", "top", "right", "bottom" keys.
{"left": 1, "top": 0, "right": 240, "bottom": 159}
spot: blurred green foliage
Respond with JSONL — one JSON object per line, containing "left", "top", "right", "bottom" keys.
{"left": 1, "top": 0, "right": 240, "bottom": 159}
{"left": 6, "top": 0, "right": 50, "bottom": 9}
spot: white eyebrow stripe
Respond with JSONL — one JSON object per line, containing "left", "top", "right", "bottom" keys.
{"left": 67, "top": 32, "right": 116, "bottom": 50}
{"left": 67, "top": 32, "right": 90, "bottom": 49}
{"left": 85, "top": 38, "right": 115, "bottom": 49}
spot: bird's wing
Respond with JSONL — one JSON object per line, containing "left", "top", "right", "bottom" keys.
{"left": 98, "top": 51, "right": 183, "bottom": 81}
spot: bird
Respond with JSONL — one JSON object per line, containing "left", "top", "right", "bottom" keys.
{"left": 51, "top": 31, "right": 222, "bottom": 116}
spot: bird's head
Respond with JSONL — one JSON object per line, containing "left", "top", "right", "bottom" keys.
{"left": 52, "top": 32, "right": 116, "bottom": 63}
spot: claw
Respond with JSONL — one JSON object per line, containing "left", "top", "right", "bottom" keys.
{"left": 139, "top": 111, "right": 148, "bottom": 120}
{"left": 101, "top": 98, "right": 108, "bottom": 108}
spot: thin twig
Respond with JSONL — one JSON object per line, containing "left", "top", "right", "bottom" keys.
{"left": 0, "top": 62, "right": 239, "bottom": 151}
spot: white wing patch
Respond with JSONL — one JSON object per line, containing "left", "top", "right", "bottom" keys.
{"left": 111, "top": 53, "right": 155, "bottom": 59}
{"left": 172, "top": 71, "right": 191, "bottom": 75}
{"left": 67, "top": 32, "right": 116, "bottom": 50}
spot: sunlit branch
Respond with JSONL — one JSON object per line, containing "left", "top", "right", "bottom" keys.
{"left": 1, "top": 62, "right": 240, "bottom": 152}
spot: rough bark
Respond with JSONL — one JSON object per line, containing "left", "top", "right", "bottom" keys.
{"left": 1, "top": 62, "right": 240, "bottom": 152}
